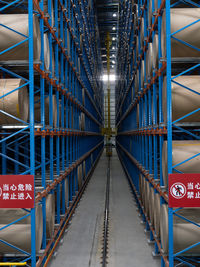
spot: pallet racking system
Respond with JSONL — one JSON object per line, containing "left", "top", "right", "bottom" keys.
{"left": 116, "top": 0, "right": 200, "bottom": 266}
{"left": 0, "top": 0, "right": 104, "bottom": 265}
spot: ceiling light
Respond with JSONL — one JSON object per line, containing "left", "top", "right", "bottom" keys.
{"left": 112, "top": 60, "right": 115, "bottom": 64}
{"left": 112, "top": 37, "right": 116, "bottom": 41}
{"left": 112, "top": 26, "right": 116, "bottom": 31}
{"left": 113, "top": 13, "right": 117, "bottom": 17}
{"left": 102, "top": 74, "right": 116, "bottom": 82}
{"left": 112, "top": 46, "right": 116, "bottom": 50}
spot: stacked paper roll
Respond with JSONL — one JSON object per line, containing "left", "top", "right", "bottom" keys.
{"left": 148, "top": 0, "right": 153, "bottom": 27}
{"left": 0, "top": 204, "right": 43, "bottom": 253}
{"left": 44, "top": 33, "right": 50, "bottom": 71}
{"left": 44, "top": 0, "right": 54, "bottom": 27}
{"left": 162, "top": 9, "right": 200, "bottom": 58}
{"left": 140, "top": 18, "right": 144, "bottom": 50}
{"left": 153, "top": 192, "right": 161, "bottom": 237}
{"left": 78, "top": 164, "right": 82, "bottom": 190}
{"left": 162, "top": 141, "right": 200, "bottom": 187}
{"left": 144, "top": 180, "right": 150, "bottom": 217}
{"left": 83, "top": 160, "right": 86, "bottom": 178}
{"left": 149, "top": 186, "right": 155, "bottom": 226}
{"left": 46, "top": 193, "right": 55, "bottom": 239}
{"left": 0, "top": 79, "right": 29, "bottom": 124}
{"left": 161, "top": 204, "right": 200, "bottom": 254}
{"left": 0, "top": 14, "right": 41, "bottom": 61}
{"left": 146, "top": 42, "right": 153, "bottom": 79}
{"left": 140, "top": 60, "right": 144, "bottom": 89}
{"left": 162, "top": 76, "right": 200, "bottom": 123}
{"left": 152, "top": 34, "right": 158, "bottom": 70}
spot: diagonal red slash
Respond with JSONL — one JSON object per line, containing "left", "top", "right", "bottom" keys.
{"left": 174, "top": 185, "right": 184, "bottom": 196}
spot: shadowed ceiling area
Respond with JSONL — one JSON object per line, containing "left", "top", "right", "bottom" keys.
{"left": 95, "top": 0, "right": 119, "bottom": 72}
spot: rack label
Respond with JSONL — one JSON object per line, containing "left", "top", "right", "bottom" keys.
{"left": 0, "top": 175, "right": 34, "bottom": 208}
{"left": 169, "top": 174, "right": 200, "bottom": 207}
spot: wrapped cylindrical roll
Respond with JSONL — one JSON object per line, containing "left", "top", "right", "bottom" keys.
{"left": 82, "top": 89, "right": 85, "bottom": 106}
{"left": 152, "top": 34, "right": 158, "bottom": 70}
{"left": 46, "top": 193, "right": 55, "bottom": 239}
{"left": 80, "top": 112, "right": 85, "bottom": 131}
{"left": 140, "top": 60, "right": 144, "bottom": 89}
{"left": 0, "top": 79, "right": 29, "bottom": 124}
{"left": 44, "top": 33, "right": 50, "bottom": 71}
{"left": 80, "top": 34, "right": 84, "bottom": 54}
{"left": 144, "top": 180, "right": 150, "bottom": 217}
{"left": 156, "top": 0, "right": 199, "bottom": 8}
{"left": 161, "top": 204, "right": 200, "bottom": 254}
{"left": 34, "top": 95, "right": 57, "bottom": 127}
{"left": 162, "top": 141, "right": 200, "bottom": 187}
{"left": 135, "top": 70, "right": 139, "bottom": 95}
{"left": 0, "top": 14, "right": 41, "bottom": 61}
{"left": 0, "top": 204, "right": 43, "bottom": 254}
{"left": 146, "top": 42, "right": 153, "bottom": 79}
{"left": 78, "top": 164, "right": 82, "bottom": 190}
{"left": 149, "top": 186, "right": 155, "bottom": 226}
{"left": 162, "top": 9, "right": 200, "bottom": 58}
{"left": 163, "top": 76, "right": 200, "bottom": 123}
{"left": 139, "top": 174, "right": 144, "bottom": 204}
{"left": 140, "top": 17, "right": 144, "bottom": 50}
{"left": 83, "top": 161, "right": 86, "bottom": 178}
{"left": 44, "top": 0, "right": 54, "bottom": 27}
{"left": 148, "top": 0, "right": 152, "bottom": 27}
{"left": 153, "top": 192, "right": 160, "bottom": 237}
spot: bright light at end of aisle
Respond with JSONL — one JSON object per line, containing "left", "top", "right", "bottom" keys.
{"left": 102, "top": 74, "right": 116, "bottom": 82}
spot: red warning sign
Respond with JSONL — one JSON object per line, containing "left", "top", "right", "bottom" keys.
{"left": 0, "top": 175, "right": 34, "bottom": 208}
{"left": 169, "top": 174, "right": 200, "bottom": 208}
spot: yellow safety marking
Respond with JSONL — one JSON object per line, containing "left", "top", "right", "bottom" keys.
{"left": 0, "top": 263, "right": 27, "bottom": 266}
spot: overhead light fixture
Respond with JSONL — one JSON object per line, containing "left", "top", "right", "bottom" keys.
{"left": 112, "top": 26, "right": 116, "bottom": 31}
{"left": 112, "top": 54, "right": 115, "bottom": 58}
{"left": 112, "top": 46, "right": 116, "bottom": 50}
{"left": 112, "top": 37, "right": 116, "bottom": 41}
{"left": 113, "top": 13, "right": 117, "bottom": 17}
{"left": 102, "top": 74, "right": 116, "bottom": 82}
{"left": 112, "top": 60, "right": 115, "bottom": 64}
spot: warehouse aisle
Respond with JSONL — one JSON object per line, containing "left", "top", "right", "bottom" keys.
{"left": 49, "top": 150, "right": 160, "bottom": 267}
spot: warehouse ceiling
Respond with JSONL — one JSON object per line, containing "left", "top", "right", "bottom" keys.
{"left": 95, "top": 0, "right": 119, "bottom": 72}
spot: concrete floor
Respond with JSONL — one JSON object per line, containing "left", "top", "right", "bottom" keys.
{"left": 49, "top": 150, "right": 161, "bottom": 267}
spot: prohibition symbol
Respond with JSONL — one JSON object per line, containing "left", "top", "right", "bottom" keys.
{"left": 170, "top": 182, "right": 186, "bottom": 199}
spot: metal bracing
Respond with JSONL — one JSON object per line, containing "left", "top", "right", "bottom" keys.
{"left": 116, "top": 0, "right": 200, "bottom": 266}
{"left": 0, "top": 0, "right": 104, "bottom": 266}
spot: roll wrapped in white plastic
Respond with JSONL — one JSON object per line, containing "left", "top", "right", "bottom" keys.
{"left": 153, "top": 192, "right": 160, "bottom": 237}
{"left": 162, "top": 141, "right": 200, "bottom": 187}
{"left": 0, "top": 79, "right": 29, "bottom": 124}
{"left": 0, "top": 14, "right": 41, "bottom": 61}
{"left": 0, "top": 204, "right": 43, "bottom": 254}
{"left": 163, "top": 76, "right": 200, "bottom": 123}
{"left": 162, "top": 9, "right": 200, "bottom": 58}
{"left": 161, "top": 204, "right": 200, "bottom": 254}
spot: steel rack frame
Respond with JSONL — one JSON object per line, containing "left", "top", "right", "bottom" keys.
{"left": 116, "top": 0, "right": 200, "bottom": 266}
{"left": 0, "top": 0, "right": 104, "bottom": 266}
